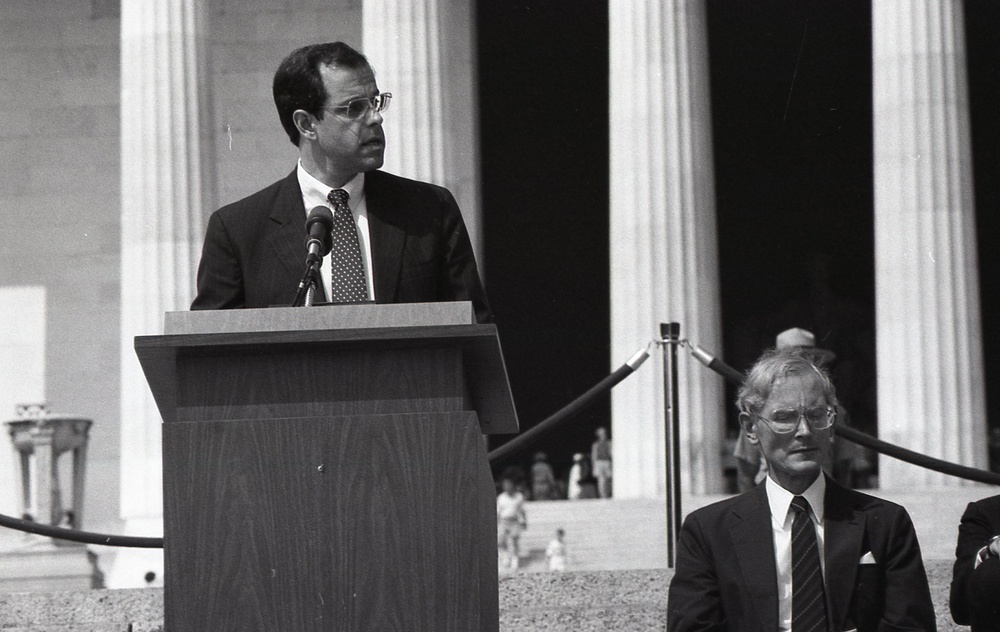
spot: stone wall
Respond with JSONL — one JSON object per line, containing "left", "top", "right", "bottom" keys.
{"left": 0, "top": 1, "right": 122, "bottom": 537}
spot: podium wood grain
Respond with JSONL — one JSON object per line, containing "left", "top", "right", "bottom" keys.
{"left": 163, "top": 412, "right": 494, "bottom": 631}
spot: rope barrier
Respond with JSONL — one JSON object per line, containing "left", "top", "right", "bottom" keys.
{"left": 487, "top": 344, "right": 652, "bottom": 465}
{"left": 9, "top": 331, "right": 987, "bottom": 548}
{"left": 687, "top": 341, "right": 1000, "bottom": 487}
{"left": 834, "top": 424, "right": 1000, "bottom": 486}
{"left": 0, "top": 513, "right": 163, "bottom": 548}
{"left": 0, "top": 344, "right": 654, "bottom": 546}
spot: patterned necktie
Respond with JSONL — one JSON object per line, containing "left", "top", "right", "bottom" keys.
{"left": 790, "top": 495, "right": 828, "bottom": 632}
{"left": 326, "top": 188, "right": 368, "bottom": 303}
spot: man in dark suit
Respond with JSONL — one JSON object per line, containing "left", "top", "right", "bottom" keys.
{"left": 191, "top": 42, "right": 491, "bottom": 323}
{"left": 950, "top": 494, "right": 1000, "bottom": 630}
{"left": 668, "top": 347, "right": 936, "bottom": 632}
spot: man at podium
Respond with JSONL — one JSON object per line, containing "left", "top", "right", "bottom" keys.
{"left": 190, "top": 41, "right": 492, "bottom": 324}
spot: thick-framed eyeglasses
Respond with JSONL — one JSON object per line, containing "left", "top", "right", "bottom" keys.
{"left": 751, "top": 405, "right": 836, "bottom": 434}
{"left": 321, "top": 93, "right": 392, "bottom": 121}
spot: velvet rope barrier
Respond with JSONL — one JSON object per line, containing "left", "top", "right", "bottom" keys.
{"left": 0, "top": 344, "right": 656, "bottom": 546}
{"left": 487, "top": 345, "right": 651, "bottom": 465}
{"left": 0, "top": 512, "right": 163, "bottom": 548}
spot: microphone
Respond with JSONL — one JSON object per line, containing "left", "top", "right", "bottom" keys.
{"left": 304, "top": 206, "right": 333, "bottom": 263}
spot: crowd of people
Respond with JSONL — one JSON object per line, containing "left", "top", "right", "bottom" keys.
{"left": 498, "top": 428, "right": 615, "bottom": 505}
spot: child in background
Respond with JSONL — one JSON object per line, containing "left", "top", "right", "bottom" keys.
{"left": 546, "top": 528, "right": 568, "bottom": 572}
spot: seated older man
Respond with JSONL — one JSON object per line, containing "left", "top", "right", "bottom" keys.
{"left": 668, "top": 346, "right": 936, "bottom": 632}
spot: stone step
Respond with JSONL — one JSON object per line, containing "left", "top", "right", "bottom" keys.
{"left": 506, "top": 485, "right": 991, "bottom": 574}
{"left": 511, "top": 498, "right": 667, "bottom": 572}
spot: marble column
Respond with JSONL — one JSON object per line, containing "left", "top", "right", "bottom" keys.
{"left": 114, "top": 0, "right": 213, "bottom": 586}
{"left": 872, "top": 0, "right": 988, "bottom": 487}
{"left": 610, "top": 0, "right": 725, "bottom": 496}
{"left": 362, "top": 0, "right": 482, "bottom": 254}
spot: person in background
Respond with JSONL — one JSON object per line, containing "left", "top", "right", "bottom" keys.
{"left": 591, "top": 426, "right": 612, "bottom": 498}
{"left": 496, "top": 476, "right": 527, "bottom": 571}
{"left": 567, "top": 453, "right": 586, "bottom": 500}
{"left": 950, "top": 493, "right": 1000, "bottom": 630}
{"left": 546, "top": 528, "right": 568, "bottom": 572}
{"left": 668, "top": 346, "right": 935, "bottom": 631}
{"left": 530, "top": 451, "right": 558, "bottom": 501}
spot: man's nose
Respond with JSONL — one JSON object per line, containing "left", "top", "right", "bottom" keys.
{"left": 793, "top": 413, "right": 814, "bottom": 437}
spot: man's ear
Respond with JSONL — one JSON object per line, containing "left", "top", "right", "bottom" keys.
{"left": 293, "top": 109, "right": 316, "bottom": 141}
{"left": 739, "top": 412, "right": 759, "bottom": 445}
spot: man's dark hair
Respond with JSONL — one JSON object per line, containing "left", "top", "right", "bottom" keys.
{"left": 272, "top": 42, "right": 371, "bottom": 146}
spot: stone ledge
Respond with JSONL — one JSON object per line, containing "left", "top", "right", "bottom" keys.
{"left": 0, "top": 561, "right": 969, "bottom": 631}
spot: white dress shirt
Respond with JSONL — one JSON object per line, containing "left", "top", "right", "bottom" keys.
{"left": 297, "top": 162, "right": 376, "bottom": 302}
{"left": 765, "top": 474, "right": 826, "bottom": 632}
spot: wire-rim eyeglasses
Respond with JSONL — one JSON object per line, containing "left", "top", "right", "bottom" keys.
{"left": 320, "top": 93, "right": 392, "bottom": 121}
{"left": 749, "top": 405, "right": 836, "bottom": 434}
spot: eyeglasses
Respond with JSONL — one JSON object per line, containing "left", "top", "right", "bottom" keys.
{"left": 751, "top": 405, "right": 836, "bottom": 434}
{"left": 321, "top": 92, "right": 392, "bottom": 121}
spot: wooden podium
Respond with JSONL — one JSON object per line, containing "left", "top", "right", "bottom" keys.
{"left": 134, "top": 302, "right": 517, "bottom": 631}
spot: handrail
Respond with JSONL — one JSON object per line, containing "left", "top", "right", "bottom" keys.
{"left": 0, "top": 513, "right": 163, "bottom": 548}
{"left": 488, "top": 345, "right": 651, "bottom": 465}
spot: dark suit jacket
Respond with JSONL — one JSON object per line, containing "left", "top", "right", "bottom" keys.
{"left": 190, "top": 169, "right": 492, "bottom": 323}
{"left": 950, "top": 494, "right": 1000, "bottom": 626}
{"left": 667, "top": 477, "right": 937, "bottom": 632}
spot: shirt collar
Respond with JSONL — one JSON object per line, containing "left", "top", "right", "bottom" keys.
{"left": 296, "top": 161, "right": 365, "bottom": 210}
{"left": 765, "top": 473, "right": 825, "bottom": 525}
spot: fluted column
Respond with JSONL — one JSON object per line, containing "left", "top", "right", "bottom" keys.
{"left": 872, "top": 0, "right": 987, "bottom": 487}
{"left": 114, "top": 0, "right": 212, "bottom": 586}
{"left": 610, "top": 0, "right": 724, "bottom": 497}
{"left": 362, "top": 0, "right": 482, "bottom": 253}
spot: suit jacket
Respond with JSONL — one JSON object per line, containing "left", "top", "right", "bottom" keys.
{"left": 667, "top": 477, "right": 937, "bottom": 632}
{"left": 191, "top": 169, "right": 492, "bottom": 323}
{"left": 949, "top": 494, "right": 1000, "bottom": 626}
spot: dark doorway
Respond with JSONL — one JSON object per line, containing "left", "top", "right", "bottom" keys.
{"left": 478, "top": 2, "right": 611, "bottom": 485}
{"left": 707, "top": 1, "right": 878, "bottom": 462}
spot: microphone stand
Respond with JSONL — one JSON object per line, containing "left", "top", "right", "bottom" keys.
{"left": 292, "top": 257, "right": 323, "bottom": 307}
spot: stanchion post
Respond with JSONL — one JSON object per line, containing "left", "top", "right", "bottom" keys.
{"left": 660, "top": 322, "right": 682, "bottom": 568}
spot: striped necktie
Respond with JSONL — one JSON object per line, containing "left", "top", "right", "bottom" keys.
{"left": 790, "top": 495, "right": 828, "bottom": 632}
{"left": 326, "top": 188, "right": 368, "bottom": 303}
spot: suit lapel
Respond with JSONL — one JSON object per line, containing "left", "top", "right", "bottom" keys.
{"left": 267, "top": 171, "right": 313, "bottom": 294}
{"left": 729, "top": 484, "right": 780, "bottom": 632}
{"left": 364, "top": 171, "right": 407, "bottom": 302}
{"left": 822, "top": 479, "right": 866, "bottom": 631}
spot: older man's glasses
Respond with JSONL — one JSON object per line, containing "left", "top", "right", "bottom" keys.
{"left": 752, "top": 405, "right": 835, "bottom": 434}
{"left": 321, "top": 93, "right": 392, "bottom": 121}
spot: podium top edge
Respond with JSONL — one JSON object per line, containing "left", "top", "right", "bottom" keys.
{"left": 135, "top": 323, "right": 498, "bottom": 351}
{"left": 161, "top": 301, "right": 476, "bottom": 336}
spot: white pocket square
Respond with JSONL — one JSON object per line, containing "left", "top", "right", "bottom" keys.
{"left": 859, "top": 551, "right": 876, "bottom": 564}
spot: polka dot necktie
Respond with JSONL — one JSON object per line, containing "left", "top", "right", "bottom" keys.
{"left": 326, "top": 189, "right": 368, "bottom": 303}
{"left": 790, "top": 495, "right": 829, "bottom": 632}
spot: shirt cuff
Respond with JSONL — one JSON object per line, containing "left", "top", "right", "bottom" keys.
{"left": 974, "top": 535, "right": 1000, "bottom": 569}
